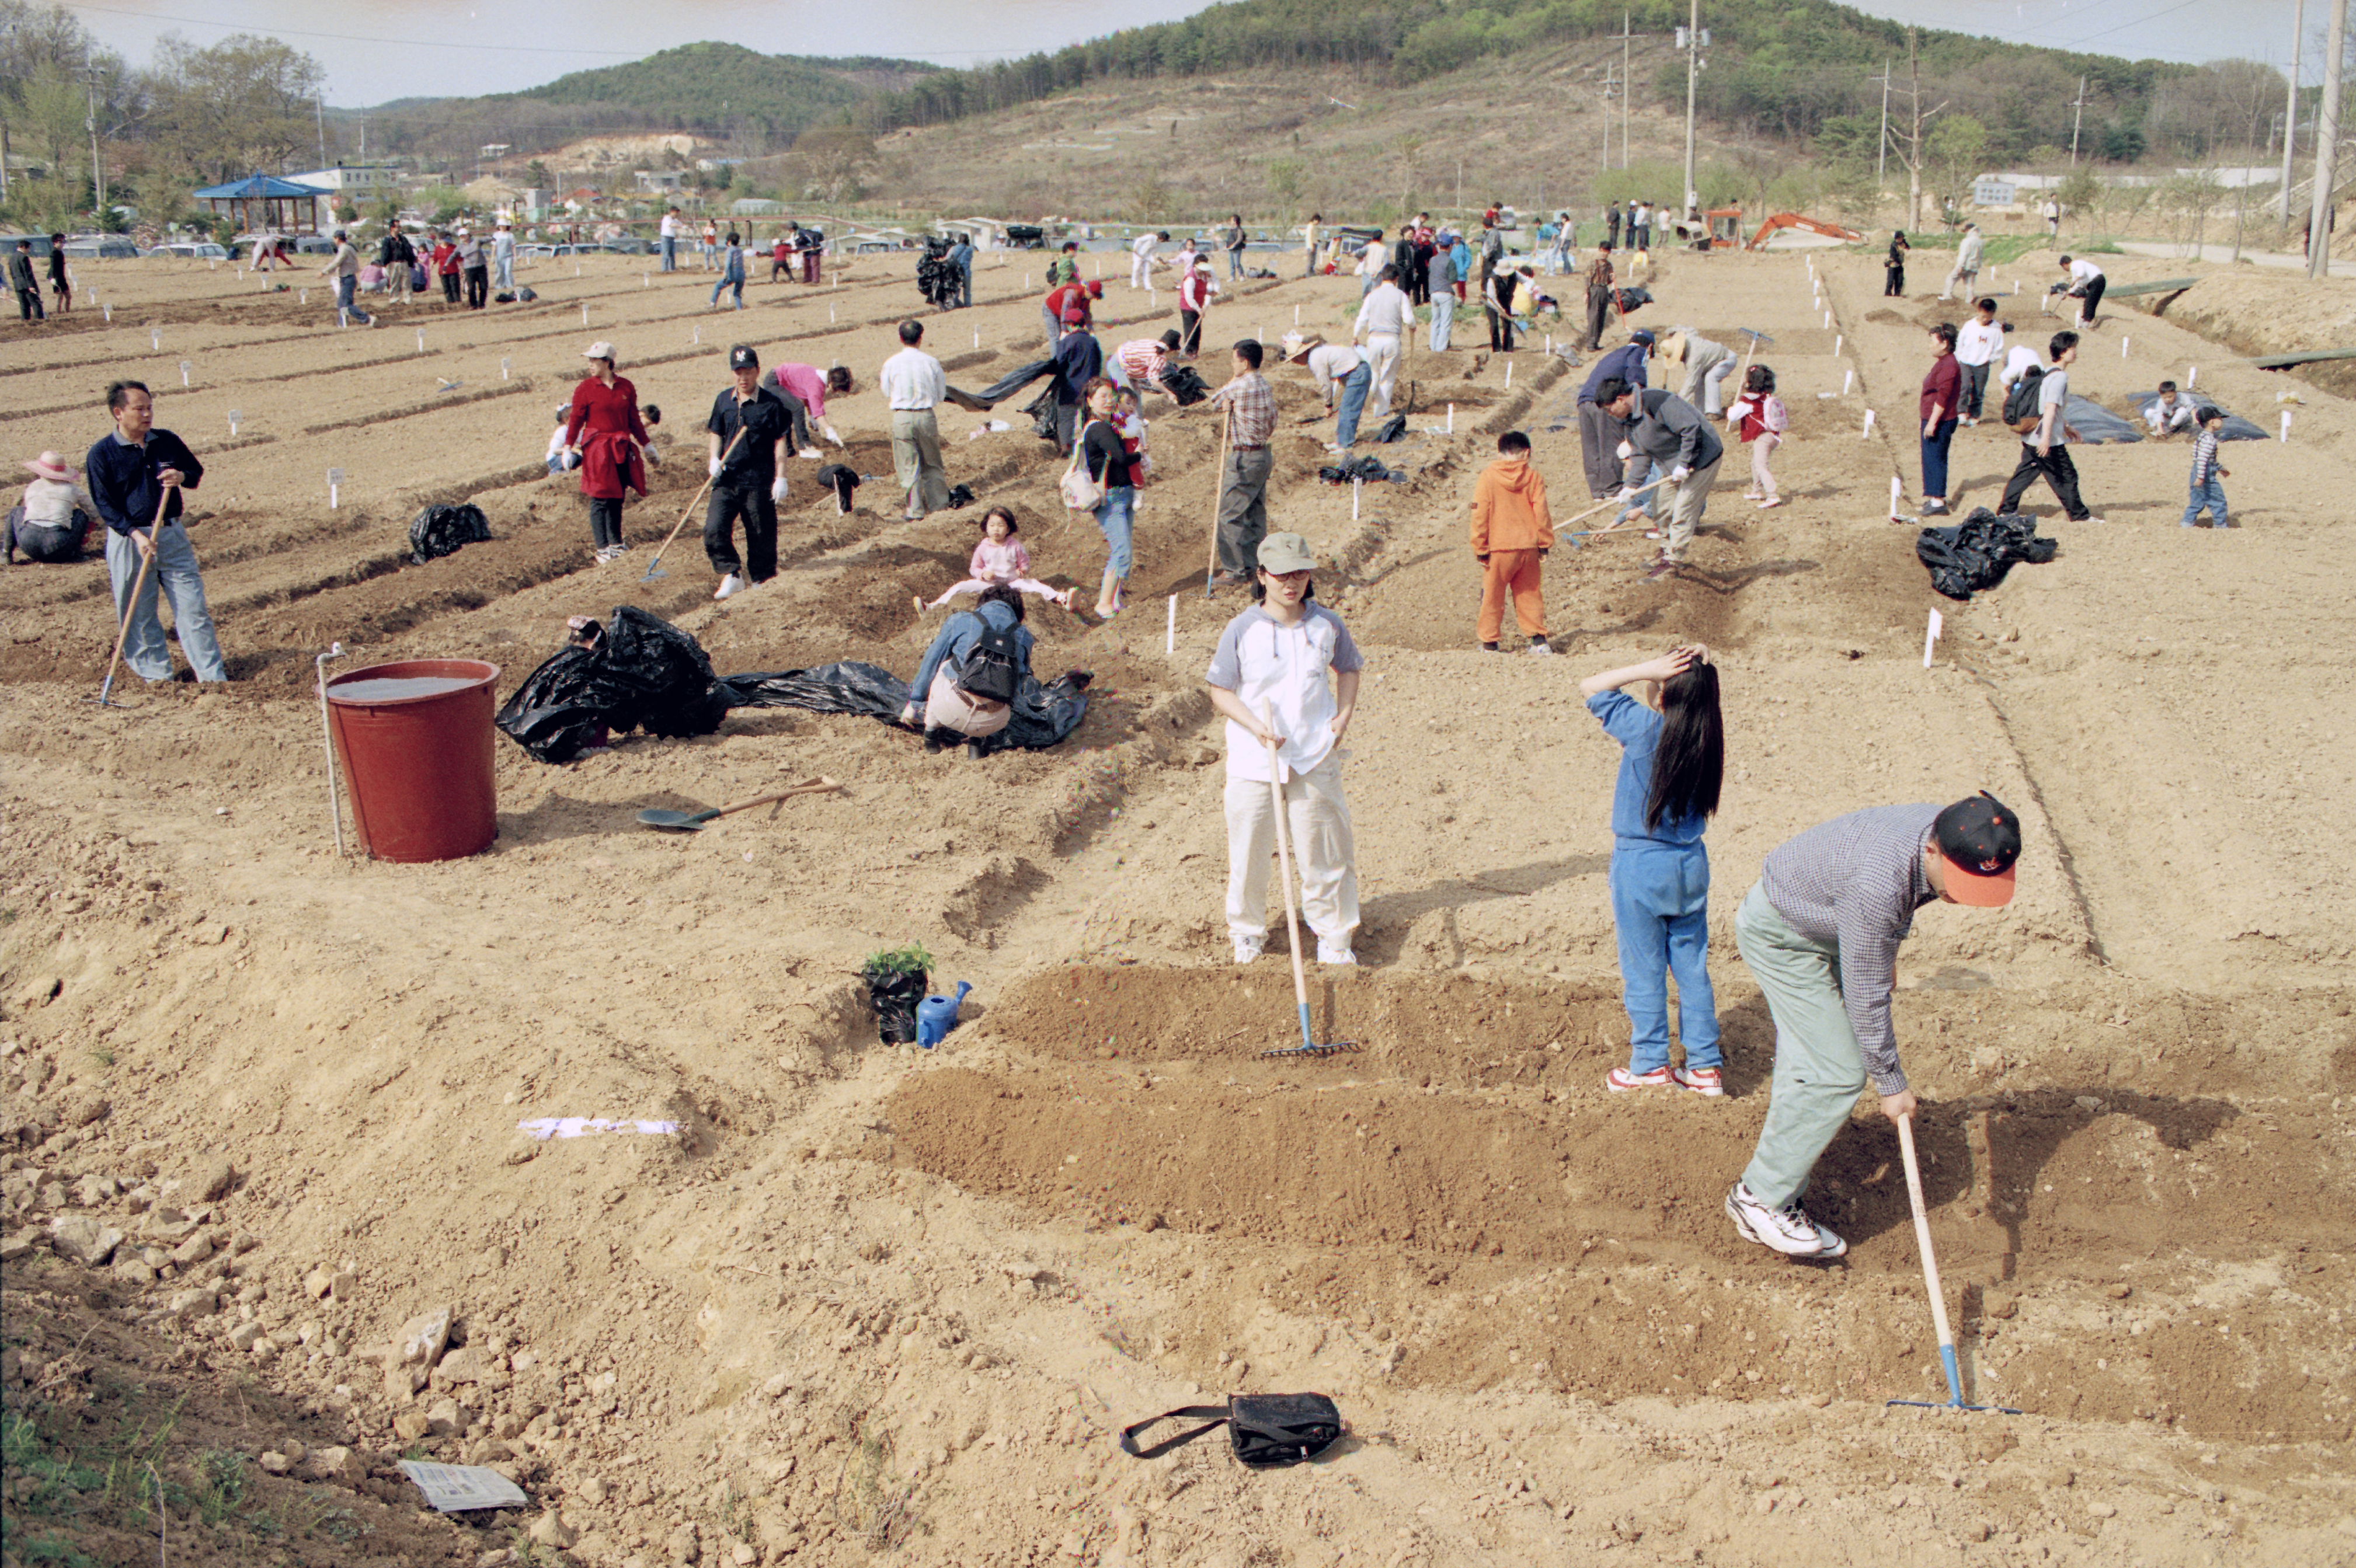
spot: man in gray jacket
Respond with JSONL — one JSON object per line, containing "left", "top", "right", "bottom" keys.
{"left": 1600, "top": 377, "right": 1722, "bottom": 581}
{"left": 1941, "top": 222, "right": 1985, "bottom": 302}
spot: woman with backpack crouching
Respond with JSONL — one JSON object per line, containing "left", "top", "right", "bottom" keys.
{"left": 902, "top": 583, "right": 1035, "bottom": 757}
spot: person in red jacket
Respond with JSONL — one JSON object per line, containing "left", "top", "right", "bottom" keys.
{"left": 562, "top": 340, "right": 650, "bottom": 563}
{"left": 430, "top": 232, "right": 462, "bottom": 304}
{"left": 1177, "top": 259, "right": 1216, "bottom": 358}
{"left": 1470, "top": 430, "right": 1556, "bottom": 654}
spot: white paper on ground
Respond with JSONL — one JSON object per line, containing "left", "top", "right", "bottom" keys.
{"left": 398, "top": 1462, "right": 530, "bottom": 1513}
{"left": 517, "top": 1117, "right": 681, "bottom": 1141}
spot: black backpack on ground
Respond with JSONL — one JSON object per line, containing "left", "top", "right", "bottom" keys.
{"left": 2002, "top": 364, "right": 2046, "bottom": 435}
{"left": 956, "top": 615, "right": 1022, "bottom": 704}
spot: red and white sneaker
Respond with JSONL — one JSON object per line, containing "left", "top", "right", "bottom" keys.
{"left": 1674, "top": 1065, "right": 1724, "bottom": 1096}
{"left": 1606, "top": 1065, "right": 1674, "bottom": 1092}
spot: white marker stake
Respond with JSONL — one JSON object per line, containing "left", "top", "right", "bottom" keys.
{"left": 416, "top": 327, "right": 426, "bottom": 354}
{"left": 103, "top": 304, "right": 112, "bottom": 321}
{"left": 2187, "top": 364, "right": 2197, "bottom": 388}
{"left": 1824, "top": 310, "right": 1832, "bottom": 329}
{"left": 692, "top": 325, "right": 701, "bottom": 344}
{"left": 179, "top": 360, "right": 191, "bottom": 388}
{"left": 151, "top": 328, "right": 161, "bottom": 350}
{"left": 830, "top": 303, "right": 836, "bottom": 322}
{"left": 328, "top": 468, "right": 344, "bottom": 510}
{"left": 1294, "top": 304, "right": 1300, "bottom": 325}
{"left": 1166, "top": 594, "right": 1177, "bottom": 654}
{"left": 643, "top": 274, "right": 649, "bottom": 288}
{"left": 1923, "top": 608, "right": 1943, "bottom": 668}
{"left": 1447, "top": 403, "right": 1455, "bottom": 433}
{"left": 1025, "top": 272, "right": 1031, "bottom": 288}
{"left": 1891, "top": 475, "right": 1904, "bottom": 517}
{"left": 580, "top": 303, "right": 589, "bottom": 326}
{"left": 1862, "top": 409, "right": 1877, "bottom": 438}
{"left": 297, "top": 291, "right": 305, "bottom": 306}
{"left": 1843, "top": 368, "right": 1854, "bottom": 396}
{"left": 228, "top": 409, "right": 241, "bottom": 437}
{"left": 1505, "top": 360, "right": 1513, "bottom": 386}
{"left": 1352, "top": 478, "right": 1362, "bottom": 519}
{"left": 500, "top": 357, "right": 511, "bottom": 381}
{"left": 2122, "top": 336, "right": 2130, "bottom": 357}
{"left": 2281, "top": 410, "right": 2292, "bottom": 443}
{"left": 974, "top": 327, "right": 980, "bottom": 348}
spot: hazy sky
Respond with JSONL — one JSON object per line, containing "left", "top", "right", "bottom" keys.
{"left": 61, "top": 0, "right": 2326, "bottom": 107}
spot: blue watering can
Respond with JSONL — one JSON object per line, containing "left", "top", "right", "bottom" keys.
{"left": 916, "top": 981, "right": 972, "bottom": 1049}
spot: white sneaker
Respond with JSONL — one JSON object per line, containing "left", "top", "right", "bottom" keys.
{"left": 714, "top": 574, "right": 746, "bottom": 600}
{"left": 1526, "top": 641, "right": 1553, "bottom": 656}
{"left": 1725, "top": 1182, "right": 1847, "bottom": 1259}
{"left": 1233, "top": 935, "right": 1264, "bottom": 965}
{"left": 1316, "top": 942, "right": 1356, "bottom": 967}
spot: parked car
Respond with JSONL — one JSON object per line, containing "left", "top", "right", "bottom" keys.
{"left": 61, "top": 236, "right": 139, "bottom": 259}
{"left": 144, "top": 242, "right": 231, "bottom": 260}
{"left": 0, "top": 232, "right": 54, "bottom": 259}
{"left": 598, "top": 237, "right": 654, "bottom": 255}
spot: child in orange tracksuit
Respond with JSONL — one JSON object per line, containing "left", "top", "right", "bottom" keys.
{"left": 1471, "top": 429, "right": 1556, "bottom": 654}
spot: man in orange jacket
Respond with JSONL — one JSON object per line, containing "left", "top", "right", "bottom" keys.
{"left": 1471, "top": 429, "right": 1557, "bottom": 654}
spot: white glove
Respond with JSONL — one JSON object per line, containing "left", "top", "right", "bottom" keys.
{"left": 708, "top": 457, "right": 722, "bottom": 479}
{"left": 823, "top": 424, "right": 843, "bottom": 447}
{"left": 768, "top": 476, "right": 788, "bottom": 502}
{"left": 1615, "top": 440, "right": 1633, "bottom": 460}
{"left": 1669, "top": 466, "right": 1690, "bottom": 483}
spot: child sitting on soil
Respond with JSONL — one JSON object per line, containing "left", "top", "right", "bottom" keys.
{"left": 2183, "top": 407, "right": 2231, "bottom": 529}
{"left": 1726, "top": 364, "right": 1788, "bottom": 509}
{"left": 2145, "top": 381, "right": 2197, "bottom": 438}
{"left": 1579, "top": 644, "right": 1725, "bottom": 1096}
{"left": 922, "top": 506, "right": 1072, "bottom": 609}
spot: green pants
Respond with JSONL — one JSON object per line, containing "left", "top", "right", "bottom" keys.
{"left": 1735, "top": 880, "right": 1871, "bottom": 1209}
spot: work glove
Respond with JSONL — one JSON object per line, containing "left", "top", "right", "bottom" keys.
{"left": 823, "top": 424, "right": 843, "bottom": 447}
{"left": 1669, "top": 465, "right": 1690, "bottom": 483}
{"left": 1615, "top": 440, "right": 1633, "bottom": 459}
{"left": 768, "top": 476, "right": 789, "bottom": 503}
{"left": 708, "top": 457, "right": 722, "bottom": 479}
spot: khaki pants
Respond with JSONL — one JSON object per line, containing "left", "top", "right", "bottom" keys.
{"left": 891, "top": 409, "right": 951, "bottom": 517}
{"left": 387, "top": 261, "right": 412, "bottom": 302}
{"left": 1663, "top": 457, "right": 1722, "bottom": 562}
{"left": 1363, "top": 332, "right": 1401, "bottom": 417}
{"left": 1735, "top": 881, "right": 1871, "bottom": 1209}
{"left": 1224, "top": 755, "right": 1358, "bottom": 948}
{"left": 925, "top": 667, "right": 1010, "bottom": 737}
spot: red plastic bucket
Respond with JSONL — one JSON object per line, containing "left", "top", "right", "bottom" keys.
{"left": 325, "top": 659, "right": 501, "bottom": 862}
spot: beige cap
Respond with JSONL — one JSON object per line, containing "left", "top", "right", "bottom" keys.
{"left": 1257, "top": 532, "right": 1317, "bottom": 574}
{"left": 582, "top": 341, "right": 617, "bottom": 363}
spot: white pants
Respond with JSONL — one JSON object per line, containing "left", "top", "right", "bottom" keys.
{"left": 1942, "top": 264, "right": 1976, "bottom": 301}
{"left": 1363, "top": 332, "right": 1401, "bottom": 418}
{"left": 1682, "top": 355, "right": 1736, "bottom": 417}
{"left": 1131, "top": 253, "right": 1152, "bottom": 288}
{"left": 1225, "top": 756, "right": 1359, "bottom": 947}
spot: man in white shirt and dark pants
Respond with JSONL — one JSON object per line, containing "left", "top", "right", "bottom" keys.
{"left": 1205, "top": 531, "right": 1365, "bottom": 968}
{"left": 1354, "top": 266, "right": 1411, "bottom": 419}
{"left": 1955, "top": 299, "right": 2003, "bottom": 425}
{"left": 2056, "top": 255, "right": 2105, "bottom": 328}
{"left": 660, "top": 208, "right": 680, "bottom": 273}
{"left": 882, "top": 320, "right": 951, "bottom": 521}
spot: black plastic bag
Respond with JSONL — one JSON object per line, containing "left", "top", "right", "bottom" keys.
{"left": 974, "top": 359, "right": 1057, "bottom": 405}
{"left": 1915, "top": 507, "right": 2056, "bottom": 601}
{"left": 915, "top": 238, "right": 961, "bottom": 308}
{"left": 815, "top": 462, "right": 861, "bottom": 511}
{"left": 1317, "top": 455, "right": 1404, "bottom": 485}
{"left": 1614, "top": 285, "right": 1652, "bottom": 315}
{"left": 1159, "top": 363, "right": 1210, "bottom": 406}
{"left": 864, "top": 964, "right": 927, "bottom": 1044}
{"left": 1370, "top": 413, "right": 1408, "bottom": 443}
{"left": 409, "top": 503, "right": 492, "bottom": 565}
{"left": 496, "top": 606, "right": 728, "bottom": 763}
{"left": 716, "top": 661, "right": 1092, "bottom": 755}
{"left": 946, "top": 482, "right": 976, "bottom": 509}
{"left": 1021, "top": 384, "right": 1059, "bottom": 442}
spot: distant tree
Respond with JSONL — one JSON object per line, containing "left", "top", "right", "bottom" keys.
{"left": 148, "top": 33, "right": 326, "bottom": 183}
{"left": 1811, "top": 114, "right": 1881, "bottom": 172}
{"left": 335, "top": 198, "right": 357, "bottom": 223}
{"left": 1265, "top": 156, "right": 1306, "bottom": 213}
{"left": 1925, "top": 114, "right": 1989, "bottom": 224}
{"left": 2097, "top": 121, "right": 2145, "bottom": 164}
{"left": 2055, "top": 166, "right": 2103, "bottom": 228}
{"left": 2157, "top": 169, "right": 2224, "bottom": 255}
{"left": 789, "top": 126, "right": 875, "bottom": 204}
{"left": 526, "top": 158, "right": 552, "bottom": 190}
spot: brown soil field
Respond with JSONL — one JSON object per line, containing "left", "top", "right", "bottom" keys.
{"left": 4, "top": 239, "right": 2354, "bottom": 1568}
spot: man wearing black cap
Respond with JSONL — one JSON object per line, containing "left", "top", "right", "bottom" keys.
{"left": 1724, "top": 794, "right": 2023, "bottom": 1260}
{"left": 704, "top": 344, "right": 793, "bottom": 600}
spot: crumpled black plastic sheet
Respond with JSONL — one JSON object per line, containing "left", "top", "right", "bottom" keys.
{"left": 1915, "top": 507, "right": 2058, "bottom": 602}
{"left": 495, "top": 605, "right": 730, "bottom": 764}
{"left": 1318, "top": 455, "right": 1408, "bottom": 484}
{"left": 716, "top": 661, "right": 1092, "bottom": 755}
{"left": 409, "top": 502, "right": 491, "bottom": 565}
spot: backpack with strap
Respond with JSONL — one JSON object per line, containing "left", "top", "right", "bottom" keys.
{"left": 1060, "top": 420, "right": 1106, "bottom": 512}
{"left": 955, "top": 612, "right": 1022, "bottom": 705}
{"left": 2002, "top": 364, "right": 2046, "bottom": 435}
{"left": 1119, "top": 1393, "right": 1343, "bottom": 1470}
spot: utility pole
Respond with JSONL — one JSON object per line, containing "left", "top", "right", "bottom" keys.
{"left": 1600, "top": 64, "right": 1617, "bottom": 191}
{"left": 2069, "top": 75, "right": 2089, "bottom": 165}
{"left": 1907, "top": 29, "right": 1925, "bottom": 231}
{"left": 2308, "top": 0, "right": 2346, "bottom": 278}
{"left": 315, "top": 95, "right": 328, "bottom": 170}
{"left": 1681, "top": 0, "right": 1702, "bottom": 215}
{"left": 1621, "top": 9, "right": 1634, "bottom": 169}
{"left": 82, "top": 57, "right": 105, "bottom": 219}
{"left": 2280, "top": 0, "right": 2306, "bottom": 221}
{"left": 1874, "top": 58, "right": 1892, "bottom": 188}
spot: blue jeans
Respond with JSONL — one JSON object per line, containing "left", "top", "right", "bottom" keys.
{"left": 660, "top": 236, "right": 677, "bottom": 271}
{"left": 2182, "top": 475, "right": 2229, "bottom": 527}
{"left": 105, "top": 522, "right": 226, "bottom": 682}
{"left": 712, "top": 275, "right": 743, "bottom": 309}
{"left": 1334, "top": 361, "right": 1373, "bottom": 447}
{"left": 1622, "top": 458, "right": 1666, "bottom": 522}
{"left": 334, "top": 274, "right": 371, "bottom": 325}
{"left": 1094, "top": 485, "right": 1136, "bottom": 579}
{"left": 1921, "top": 416, "right": 1957, "bottom": 500}
{"left": 1610, "top": 838, "right": 1721, "bottom": 1072}
{"left": 1229, "top": 248, "right": 1244, "bottom": 277}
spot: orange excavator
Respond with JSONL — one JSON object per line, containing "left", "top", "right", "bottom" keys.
{"left": 1743, "top": 212, "right": 1866, "bottom": 250}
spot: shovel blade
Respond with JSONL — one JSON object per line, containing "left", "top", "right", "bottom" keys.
{"left": 636, "top": 808, "right": 708, "bottom": 830}
{"left": 639, "top": 562, "right": 669, "bottom": 582}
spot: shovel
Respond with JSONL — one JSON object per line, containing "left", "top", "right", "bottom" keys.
{"left": 640, "top": 426, "right": 747, "bottom": 582}
{"left": 636, "top": 775, "right": 841, "bottom": 832}
{"left": 91, "top": 490, "right": 175, "bottom": 709}
{"left": 1887, "top": 1113, "right": 2022, "bottom": 1416}
{"left": 1258, "top": 707, "right": 1357, "bottom": 1060}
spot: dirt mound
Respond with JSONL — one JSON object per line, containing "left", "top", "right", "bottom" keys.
{"left": 2134, "top": 272, "right": 2356, "bottom": 398}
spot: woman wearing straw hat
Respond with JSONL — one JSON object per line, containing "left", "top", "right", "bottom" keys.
{"left": 562, "top": 342, "right": 652, "bottom": 564}
{"left": 7, "top": 450, "right": 96, "bottom": 563}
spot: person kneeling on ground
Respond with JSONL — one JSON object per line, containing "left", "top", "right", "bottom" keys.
{"left": 8, "top": 450, "right": 96, "bottom": 563}
{"left": 1205, "top": 532, "right": 1365, "bottom": 968}
{"left": 901, "top": 583, "right": 1035, "bottom": 758}
{"left": 1726, "top": 793, "right": 2023, "bottom": 1260}
{"left": 1470, "top": 430, "right": 1554, "bottom": 654}
{"left": 1580, "top": 644, "right": 1725, "bottom": 1096}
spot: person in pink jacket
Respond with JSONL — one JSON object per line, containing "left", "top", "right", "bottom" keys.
{"left": 758, "top": 362, "right": 854, "bottom": 447}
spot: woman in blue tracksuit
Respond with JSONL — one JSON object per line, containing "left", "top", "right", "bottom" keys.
{"left": 1579, "top": 644, "right": 1725, "bottom": 1095}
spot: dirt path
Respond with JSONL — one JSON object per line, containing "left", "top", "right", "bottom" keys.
{"left": 4, "top": 244, "right": 2352, "bottom": 1568}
